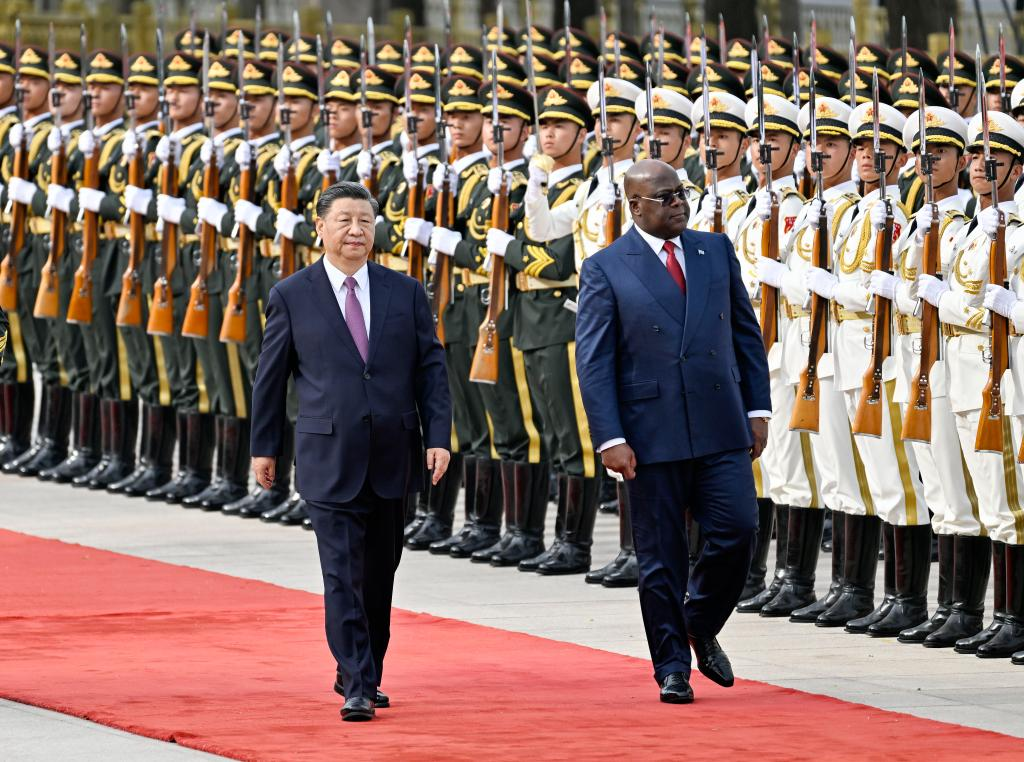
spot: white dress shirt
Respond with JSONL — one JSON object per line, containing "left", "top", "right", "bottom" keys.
{"left": 597, "top": 225, "right": 770, "bottom": 454}
{"left": 323, "top": 257, "right": 371, "bottom": 334}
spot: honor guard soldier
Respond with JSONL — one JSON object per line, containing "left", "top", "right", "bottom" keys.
{"left": 982, "top": 52, "right": 1024, "bottom": 113}
{"left": 634, "top": 86, "right": 700, "bottom": 205}
{"left": 0, "top": 41, "right": 22, "bottom": 463}
{"left": 936, "top": 48, "right": 978, "bottom": 119}
{"left": 353, "top": 65, "right": 401, "bottom": 231}
{"left": 319, "top": 68, "right": 362, "bottom": 183}
{"left": 689, "top": 91, "right": 751, "bottom": 239}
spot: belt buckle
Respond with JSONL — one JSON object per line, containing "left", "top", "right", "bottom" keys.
{"left": 911, "top": 337, "right": 922, "bottom": 355}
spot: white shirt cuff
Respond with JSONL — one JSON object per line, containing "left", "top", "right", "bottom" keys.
{"left": 597, "top": 437, "right": 626, "bottom": 453}
{"left": 748, "top": 410, "right": 772, "bottom": 419}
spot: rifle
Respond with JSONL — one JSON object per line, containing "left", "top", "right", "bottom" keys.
{"left": 276, "top": 38, "right": 297, "bottom": 281}
{"left": 0, "top": 19, "right": 25, "bottom": 311}
{"left": 317, "top": 35, "right": 335, "bottom": 190}
{"left": 852, "top": 71, "right": 895, "bottom": 437}
{"left": 701, "top": 36, "right": 722, "bottom": 233}
{"left": 147, "top": 23, "right": 178, "bottom": 336}
{"left": 181, "top": 32, "right": 216, "bottom": 339}
{"left": 403, "top": 16, "right": 426, "bottom": 284}
{"left": 947, "top": 19, "right": 960, "bottom": 113}
{"left": 903, "top": 75, "right": 942, "bottom": 443}
{"left": 794, "top": 31, "right": 814, "bottom": 199}
{"left": 358, "top": 33, "right": 378, "bottom": 197}
{"left": 428, "top": 44, "right": 452, "bottom": 345}
{"left": 67, "top": 24, "right": 98, "bottom": 325}
{"left": 468, "top": 49, "right": 508, "bottom": 385}
{"left": 683, "top": 12, "right": 692, "bottom": 68}
{"left": 753, "top": 46, "right": 780, "bottom": 352}
{"left": 790, "top": 21, "right": 829, "bottom": 434}
{"left": 117, "top": 23, "right": 145, "bottom": 327}
{"left": 900, "top": 16, "right": 908, "bottom": 82}
{"left": 221, "top": 41, "right": 252, "bottom": 345}
{"left": 1000, "top": 24, "right": 1011, "bottom": 112}
{"left": 848, "top": 18, "right": 857, "bottom": 105}
{"left": 597, "top": 39, "right": 622, "bottom": 243}
{"left": 718, "top": 14, "right": 727, "bottom": 65}
{"left": 976, "top": 45, "right": 1010, "bottom": 453}
{"left": 34, "top": 23, "right": 63, "bottom": 320}
{"left": 644, "top": 59, "right": 660, "bottom": 159}
{"left": 562, "top": 0, "right": 572, "bottom": 69}
{"left": 443, "top": 0, "right": 453, "bottom": 53}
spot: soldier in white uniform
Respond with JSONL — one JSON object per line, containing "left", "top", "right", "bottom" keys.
{"left": 689, "top": 92, "right": 751, "bottom": 239}
{"left": 633, "top": 86, "right": 701, "bottom": 208}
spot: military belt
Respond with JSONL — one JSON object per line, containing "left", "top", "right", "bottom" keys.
{"left": 514, "top": 272, "right": 577, "bottom": 292}
{"left": 895, "top": 315, "right": 922, "bottom": 336}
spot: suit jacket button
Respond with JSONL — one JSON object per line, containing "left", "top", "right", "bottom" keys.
{"left": 709, "top": 349, "right": 717, "bottom": 356}
{"left": 653, "top": 325, "right": 660, "bottom": 332}
{"left": 362, "top": 415, "right": 370, "bottom": 423}
{"left": 714, "top": 383, "right": 721, "bottom": 390}
{"left": 681, "top": 355, "right": 687, "bottom": 362}
{"left": 363, "top": 372, "right": 371, "bottom": 380}
{"left": 719, "top": 313, "right": 725, "bottom": 319}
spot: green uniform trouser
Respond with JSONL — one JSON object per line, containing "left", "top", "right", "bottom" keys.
{"left": 74, "top": 237, "right": 129, "bottom": 400}
{"left": 154, "top": 241, "right": 201, "bottom": 413}
{"left": 442, "top": 277, "right": 491, "bottom": 458}
{"left": 117, "top": 240, "right": 165, "bottom": 406}
{"left": 43, "top": 233, "right": 89, "bottom": 392}
{"left": 10, "top": 234, "right": 61, "bottom": 385}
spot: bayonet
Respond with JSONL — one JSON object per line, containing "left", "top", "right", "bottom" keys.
{"left": 979, "top": 44, "right": 999, "bottom": 207}
{"left": 496, "top": 0, "right": 504, "bottom": 53}
{"left": 684, "top": 12, "right": 692, "bottom": 67}
{"left": 201, "top": 31, "right": 212, "bottom": 140}
{"left": 121, "top": 24, "right": 134, "bottom": 127}
{"left": 324, "top": 10, "right": 333, "bottom": 56}
{"left": 791, "top": 32, "right": 800, "bottom": 106}
{"left": 919, "top": 67, "right": 933, "bottom": 206}
{"left": 316, "top": 35, "right": 328, "bottom": 149}
{"left": 237, "top": 35, "right": 248, "bottom": 143}
{"left": 718, "top": 13, "right": 727, "bottom": 65}
{"left": 13, "top": 19, "right": 21, "bottom": 119}
{"left": 644, "top": 58, "right": 659, "bottom": 159}
{"left": 762, "top": 14, "right": 770, "bottom": 60}
{"left": 254, "top": 4, "right": 262, "bottom": 53}
{"left": 563, "top": 0, "right": 572, "bottom": 67}
{"left": 434, "top": 44, "right": 445, "bottom": 165}
{"left": 220, "top": 1, "right": 228, "bottom": 50}
{"left": 156, "top": 24, "right": 168, "bottom": 133}
{"left": 189, "top": 3, "right": 197, "bottom": 55}
{"left": 367, "top": 18, "right": 376, "bottom": 66}
{"left": 277, "top": 39, "right": 290, "bottom": 147}
{"left": 849, "top": 18, "right": 857, "bottom": 104}
{"left": 292, "top": 10, "right": 301, "bottom": 64}
{"left": 443, "top": 0, "right": 452, "bottom": 52}
{"left": 490, "top": 48, "right": 503, "bottom": 167}
{"left": 403, "top": 18, "right": 419, "bottom": 159}
{"left": 48, "top": 23, "right": 61, "bottom": 135}
{"left": 1001, "top": 24, "right": 1010, "bottom": 111}
{"left": 755, "top": 45, "right": 772, "bottom": 195}
{"left": 901, "top": 15, "right": 908, "bottom": 81}
{"left": 80, "top": 25, "right": 92, "bottom": 133}
{"left": 524, "top": 0, "right": 542, "bottom": 146}
{"left": 599, "top": 6, "right": 607, "bottom": 66}
{"left": 701, "top": 35, "right": 718, "bottom": 199}
{"left": 948, "top": 18, "right": 959, "bottom": 111}
{"left": 656, "top": 24, "right": 665, "bottom": 87}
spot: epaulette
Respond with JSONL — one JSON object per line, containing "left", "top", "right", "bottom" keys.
{"left": 27, "top": 121, "right": 54, "bottom": 164}
{"left": 551, "top": 176, "right": 582, "bottom": 208}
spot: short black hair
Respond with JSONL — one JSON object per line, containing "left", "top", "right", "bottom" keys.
{"left": 316, "top": 181, "right": 379, "bottom": 219}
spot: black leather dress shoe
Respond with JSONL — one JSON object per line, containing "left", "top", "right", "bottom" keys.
{"left": 341, "top": 697, "right": 375, "bottom": 721}
{"left": 659, "top": 672, "right": 694, "bottom": 704}
{"left": 334, "top": 673, "right": 390, "bottom": 708}
{"left": 689, "top": 636, "right": 734, "bottom": 687}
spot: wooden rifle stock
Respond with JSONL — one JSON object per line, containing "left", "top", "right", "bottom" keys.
{"left": 604, "top": 192, "right": 622, "bottom": 244}
{"left": 852, "top": 206, "right": 895, "bottom": 437}
{"left": 34, "top": 143, "right": 66, "bottom": 319}
{"left": 147, "top": 155, "right": 178, "bottom": 336}
{"left": 66, "top": 147, "right": 101, "bottom": 325}
{"left": 279, "top": 165, "right": 297, "bottom": 280}
{"left": 116, "top": 149, "right": 146, "bottom": 327}
{"left": 976, "top": 218, "right": 1008, "bottom": 453}
{"left": 0, "top": 138, "right": 29, "bottom": 310}
{"left": 469, "top": 170, "right": 509, "bottom": 384}
{"left": 220, "top": 152, "right": 255, "bottom": 344}
{"left": 406, "top": 165, "right": 426, "bottom": 283}
{"left": 902, "top": 214, "right": 941, "bottom": 442}
{"left": 428, "top": 166, "right": 455, "bottom": 345}
{"left": 790, "top": 208, "right": 830, "bottom": 432}
{"left": 181, "top": 154, "right": 220, "bottom": 339}
{"left": 758, "top": 193, "right": 780, "bottom": 351}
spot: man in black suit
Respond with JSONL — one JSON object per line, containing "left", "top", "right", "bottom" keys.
{"left": 250, "top": 182, "right": 452, "bottom": 721}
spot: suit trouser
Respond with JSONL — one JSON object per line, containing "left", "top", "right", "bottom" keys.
{"left": 306, "top": 487, "right": 405, "bottom": 701}
{"left": 761, "top": 370, "right": 821, "bottom": 508}
{"left": 954, "top": 410, "right": 1024, "bottom": 545}
{"left": 628, "top": 449, "right": 758, "bottom": 682}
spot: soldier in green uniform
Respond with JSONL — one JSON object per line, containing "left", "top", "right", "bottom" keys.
{"left": 352, "top": 65, "right": 401, "bottom": 221}
{"left": 319, "top": 68, "right": 362, "bottom": 183}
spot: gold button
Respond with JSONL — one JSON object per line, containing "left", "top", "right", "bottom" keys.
{"left": 553, "top": 290, "right": 562, "bottom": 297}
{"left": 457, "top": 284, "right": 465, "bottom": 292}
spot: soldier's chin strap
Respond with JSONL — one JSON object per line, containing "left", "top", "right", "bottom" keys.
{"left": 996, "top": 156, "right": 1021, "bottom": 193}
{"left": 547, "top": 125, "right": 584, "bottom": 163}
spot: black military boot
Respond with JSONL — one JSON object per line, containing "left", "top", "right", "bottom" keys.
{"left": 18, "top": 385, "right": 71, "bottom": 477}
{"left": 737, "top": 505, "right": 789, "bottom": 612}
{"left": 472, "top": 461, "right": 517, "bottom": 563}
{"left": 183, "top": 416, "right": 226, "bottom": 508}
{"left": 598, "top": 473, "right": 619, "bottom": 514}
{"left": 233, "top": 423, "right": 293, "bottom": 518}
{"left": 490, "top": 462, "right": 547, "bottom": 567}
{"left": 73, "top": 398, "right": 113, "bottom": 487}
{"left": 739, "top": 498, "right": 776, "bottom": 600}
{"left": 86, "top": 399, "right": 137, "bottom": 489}
{"left": 407, "top": 453, "right": 463, "bottom": 549}
{"left": 761, "top": 507, "right": 825, "bottom": 617}
{"left": 817, "top": 514, "right": 882, "bottom": 627}
{"left": 588, "top": 480, "right": 631, "bottom": 584}
{"left": 430, "top": 456, "right": 477, "bottom": 554}
{"left": 537, "top": 475, "right": 600, "bottom": 575}
{"left": 977, "top": 544, "right": 1024, "bottom": 658}
{"left": 602, "top": 483, "right": 638, "bottom": 588}
{"left": 39, "top": 392, "right": 100, "bottom": 483}
{"left": 954, "top": 540, "right": 1005, "bottom": 653}
{"left": 0, "top": 382, "right": 34, "bottom": 465}
{"left": 923, "top": 534, "right": 992, "bottom": 648}
{"left": 145, "top": 412, "right": 188, "bottom": 501}
{"left": 193, "top": 417, "right": 251, "bottom": 510}
{"left": 4, "top": 384, "right": 50, "bottom": 475}
{"left": 111, "top": 405, "right": 176, "bottom": 496}
{"left": 148, "top": 412, "right": 214, "bottom": 503}
{"left": 449, "top": 458, "right": 503, "bottom": 557}
{"left": 404, "top": 473, "right": 430, "bottom": 539}
{"left": 868, "top": 524, "right": 932, "bottom": 637}
{"left": 846, "top": 521, "right": 897, "bottom": 633}
{"left": 900, "top": 532, "right": 954, "bottom": 642}
{"left": 821, "top": 509, "right": 833, "bottom": 552}
{"left": 792, "top": 506, "right": 844, "bottom": 622}
{"left": 519, "top": 473, "right": 567, "bottom": 572}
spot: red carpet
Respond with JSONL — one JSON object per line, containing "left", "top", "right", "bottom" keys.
{"left": 0, "top": 529, "right": 1021, "bottom": 761}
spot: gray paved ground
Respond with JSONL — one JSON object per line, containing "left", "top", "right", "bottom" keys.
{"left": 3, "top": 472, "right": 1024, "bottom": 759}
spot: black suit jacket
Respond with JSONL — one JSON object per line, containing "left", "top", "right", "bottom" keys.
{"left": 250, "top": 259, "right": 452, "bottom": 503}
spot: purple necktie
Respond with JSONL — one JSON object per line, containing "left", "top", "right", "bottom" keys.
{"left": 344, "top": 276, "right": 369, "bottom": 363}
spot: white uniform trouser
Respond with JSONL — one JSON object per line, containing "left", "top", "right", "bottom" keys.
{"left": 842, "top": 380, "right": 928, "bottom": 527}
{"left": 761, "top": 368, "right": 821, "bottom": 508}
{"left": 954, "top": 410, "right": 1024, "bottom": 545}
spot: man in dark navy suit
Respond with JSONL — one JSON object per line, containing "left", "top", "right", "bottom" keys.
{"left": 575, "top": 160, "right": 771, "bottom": 704}
{"left": 250, "top": 182, "right": 452, "bottom": 721}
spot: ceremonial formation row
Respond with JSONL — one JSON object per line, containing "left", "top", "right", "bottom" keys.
{"left": 2, "top": 6, "right": 1024, "bottom": 662}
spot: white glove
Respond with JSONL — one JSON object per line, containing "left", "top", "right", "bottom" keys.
{"left": 155, "top": 135, "right": 180, "bottom": 164}
{"left": 275, "top": 208, "right": 303, "bottom": 240}
{"left": 234, "top": 199, "right": 262, "bottom": 232}
{"left": 356, "top": 150, "right": 374, "bottom": 181}
{"left": 917, "top": 274, "right": 950, "bottom": 307}
{"left": 157, "top": 194, "right": 186, "bottom": 225}
{"left": 487, "top": 167, "right": 506, "bottom": 195}
{"left": 399, "top": 132, "right": 412, "bottom": 152}
{"left": 124, "top": 185, "right": 153, "bottom": 215}
{"left": 77, "top": 187, "right": 105, "bottom": 213}
{"left": 273, "top": 145, "right": 292, "bottom": 179}
{"left": 806, "top": 198, "right": 833, "bottom": 230}
{"left": 77, "top": 129, "right": 96, "bottom": 158}
{"left": 757, "top": 256, "right": 788, "bottom": 288}
{"left": 979, "top": 205, "right": 1002, "bottom": 239}
{"left": 528, "top": 156, "right": 549, "bottom": 188}
{"left": 699, "top": 192, "right": 720, "bottom": 222}
{"left": 598, "top": 181, "right": 617, "bottom": 212}
{"left": 430, "top": 226, "right": 461, "bottom": 256}
{"left": 121, "top": 129, "right": 139, "bottom": 159}
{"left": 869, "top": 199, "right": 892, "bottom": 230}
{"left": 753, "top": 189, "right": 774, "bottom": 221}
{"left": 431, "top": 164, "right": 458, "bottom": 197}
{"left": 868, "top": 270, "right": 899, "bottom": 301}
{"left": 984, "top": 283, "right": 1019, "bottom": 319}
{"left": 46, "top": 127, "right": 63, "bottom": 152}
{"left": 486, "top": 228, "right": 514, "bottom": 257}
{"left": 402, "top": 151, "right": 423, "bottom": 185}
{"left": 404, "top": 216, "right": 434, "bottom": 246}
{"left": 317, "top": 148, "right": 340, "bottom": 177}
{"left": 197, "top": 197, "right": 229, "bottom": 229}
{"left": 234, "top": 140, "right": 252, "bottom": 167}
{"left": 7, "top": 177, "right": 37, "bottom": 205}
{"left": 199, "top": 139, "right": 224, "bottom": 168}
{"left": 47, "top": 184, "right": 74, "bottom": 213}
{"left": 804, "top": 266, "right": 839, "bottom": 299}
{"left": 914, "top": 204, "right": 935, "bottom": 243}
{"left": 523, "top": 134, "right": 537, "bottom": 161}
{"left": 8, "top": 122, "right": 24, "bottom": 148}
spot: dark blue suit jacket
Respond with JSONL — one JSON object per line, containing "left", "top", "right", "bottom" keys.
{"left": 250, "top": 259, "right": 452, "bottom": 504}
{"left": 575, "top": 225, "right": 770, "bottom": 465}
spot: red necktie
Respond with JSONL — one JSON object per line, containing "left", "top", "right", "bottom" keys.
{"left": 663, "top": 240, "right": 686, "bottom": 293}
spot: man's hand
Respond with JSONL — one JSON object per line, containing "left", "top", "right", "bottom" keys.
{"left": 252, "top": 456, "right": 276, "bottom": 489}
{"left": 601, "top": 443, "right": 637, "bottom": 480}
{"left": 749, "top": 418, "right": 768, "bottom": 460}
{"left": 426, "top": 448, "right": 451, "bottom": 485}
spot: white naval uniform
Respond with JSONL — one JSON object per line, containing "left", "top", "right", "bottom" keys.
{"left": 689, "top": 174, "right": 750, "bottom": 240}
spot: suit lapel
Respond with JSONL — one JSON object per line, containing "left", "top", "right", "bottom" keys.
{"left": 366, "top": 262, "right": 392, "bottom": 366}
{"left": 306, "top": 259, "right": 365, "bottom": 365}
{"left": 681, "top": 229, "right": 709, "bottom": 352}
{"left": 621, "top": 226, "right": 685, "bottom": 325}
